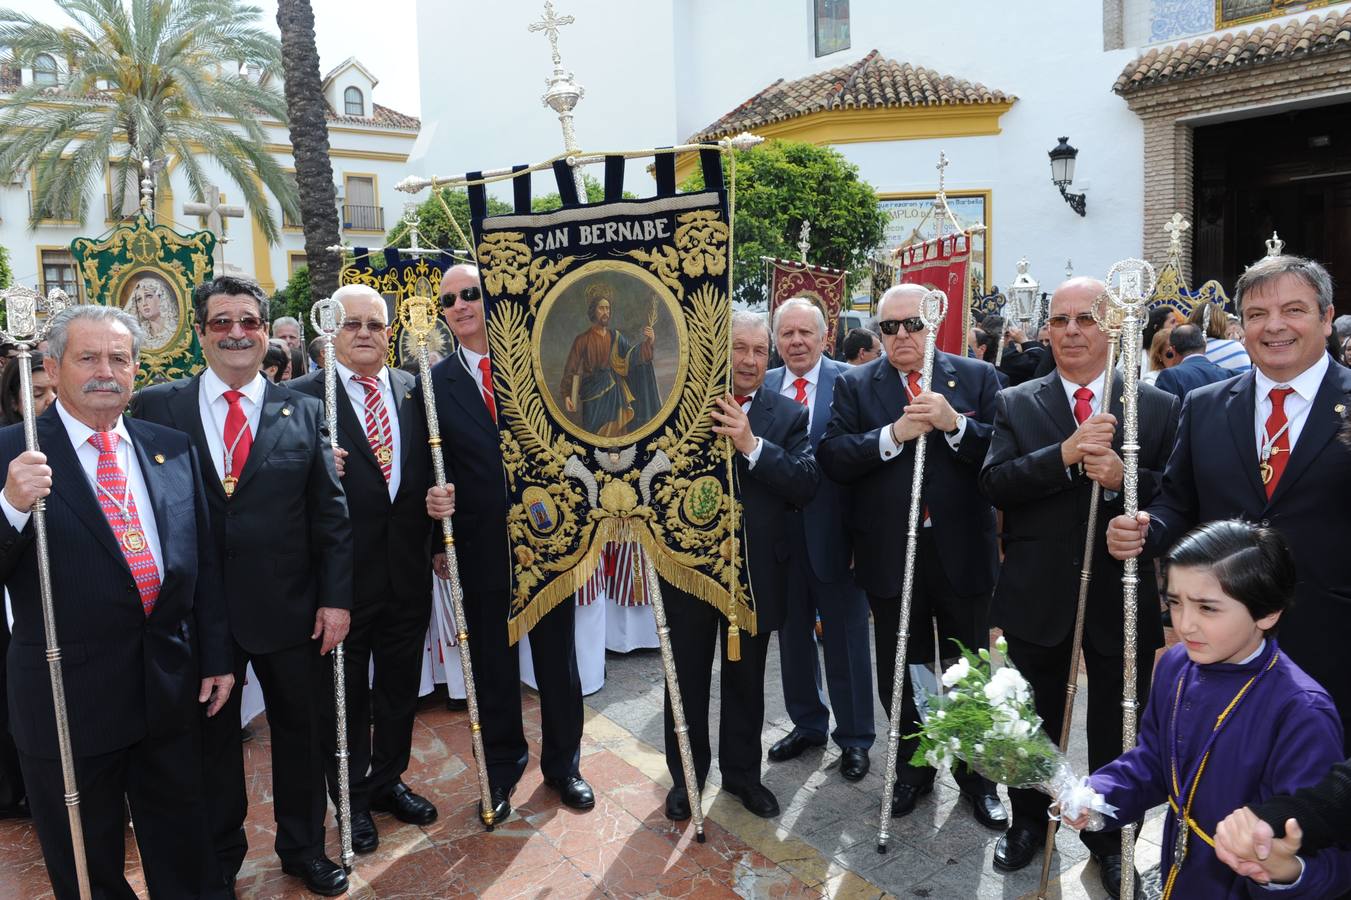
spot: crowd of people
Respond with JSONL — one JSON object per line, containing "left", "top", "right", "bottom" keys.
{"left": 0, "top": 252, "right": 1349, "bottom": 900}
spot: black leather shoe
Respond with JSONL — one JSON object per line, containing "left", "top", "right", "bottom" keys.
{"left": 722, "top": 779, "right": 780, "bottom": 818}
{"left": 665, "top": 786, "right": 691, "bottom": 821}
{"left": 369, "top": 781, "right": 438, "bottom": 826}
{"left": 350, "top": 810, "right": 378, "bottom": 854}
{"left": 959, "top": 785, "right": 1008, "bottom": 830}
{"left": 478, "top": 785, "right": 512, "bottom": 825}
{"left": 993, "top": 824, "right": 1044, "bottom": 872}
{"left": 889, "top": 781, "right": 933, "bottom": 818}
{"left": 445, "top": 696, "right": 467, "bottom": 712}
{"left": 281, "top": 856, "right": 348, "bottom": 896}
{"left": 543, "top": 775, "right": 595, "bottom": 810}
{"left": 840, "top": 748, "right": 870, "bottom": 782}
{"left": 767, "top": 728, "right": 827, "bottom": 762}
{"left": 1092, "top": 852, "right": 1141, "bottom": 900}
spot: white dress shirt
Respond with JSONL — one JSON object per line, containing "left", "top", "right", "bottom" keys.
{"left": 336, "top": 360, "right": 402, "bottom": 499}
{"left": 1, "top": 401, "right": 164, "bottom": 576}
{"left": 198, "top": 368, "right": 266, "bottom": 482}
{"left": 878, "top": 368, "right": 967, "bottom": 460}
{"left": 1252, "top": 352, "right": 1328, "bottom": 457}
{"left": 459, "top": 345, "right": 490, "bottom": 399}
{"left": 777, "top": 357, "right": 821, "bottom": 431}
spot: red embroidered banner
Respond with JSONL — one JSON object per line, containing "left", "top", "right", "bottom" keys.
{"left": 895, "top": 233, "right": 972, "bottom": 358}
{"left": 768, "top": 259, "right": 847, "bottom": 354}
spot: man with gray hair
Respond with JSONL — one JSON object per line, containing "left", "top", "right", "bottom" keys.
{"left": 0, "top": 305, "right": 233, "bottom": 897}
{"left": 762, "top": 297, "right": 876, "bottom": 784}
{"left": 1109, "top": 254, "right": 1351, "bottom": 749}
{"left": 272, "top": 315, "right": 304, "bottom": 351}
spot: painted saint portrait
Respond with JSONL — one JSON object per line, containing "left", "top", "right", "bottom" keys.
{"left": 535, "top": 264, "right": 684, "bottom": 447}
{"left": 120, "top": 273, "right": 181, "bottom": 352}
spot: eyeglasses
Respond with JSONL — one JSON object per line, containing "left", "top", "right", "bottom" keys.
{"left": 341, "top": 320, "right": 387, "bottom": 333}
{"left": 1046, "top": 313, "right": 1099, "bottom": 330}
{"left": 203, "top": 316, "right": 266, "bottom": 334}
{"left": 877, "top": 317, "right": 925, "bottom": 336}
{"left": 439, "top": 286, "right": 482, "bottom": 307}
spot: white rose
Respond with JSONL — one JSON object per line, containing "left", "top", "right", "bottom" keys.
{"left": 973, "top": 743, "right": 985, "bottom": 755}
{"left": 941, "top": 657, "right": 971, "bottom": 688}
{"left": 995, "top": 635, "right": 1008, "bottom": 655}
{"left": 935, "top": 710, "right": 946, "bottom": 720}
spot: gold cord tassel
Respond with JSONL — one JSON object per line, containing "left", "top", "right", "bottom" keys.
{"left": 726, "top": 623, "right": 741, "bottom": 662}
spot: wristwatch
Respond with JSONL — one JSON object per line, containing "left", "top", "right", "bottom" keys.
{"left": 945, "top": 414, "right": 965, "bottom": 436}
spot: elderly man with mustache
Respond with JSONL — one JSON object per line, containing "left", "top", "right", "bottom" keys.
{"left": 133, "top": 276, "right": 353, "bottom": 897}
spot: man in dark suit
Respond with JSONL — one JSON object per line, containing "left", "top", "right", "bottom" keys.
{"left": 818, "top": 283, "right": 1006, "bottom": 829}
{"left": 1110, "top": 255, "right": 1351, "bottom": 750}
{"left": 132, "top": 276, "right": 352, "bottom": 896}
{"left": 980, "top": 277, "right": 1180, "bottom": 896}
{"left": 424, "top": 264, "right": 593, "bottom": 823}
{"left": 1154, "top": 323, "right": 1234, "bottom": 402}
{"left": 762, "top": 298, "right": 874, "bottom": 781}
{"left": 1, "top": 305, "right": 232, "bottom": 898}
{"left": 662, "top": 310, "right": 820, "bottom": 821}
{"left": 290, "top": 284, "right": 436, "bottom": 855}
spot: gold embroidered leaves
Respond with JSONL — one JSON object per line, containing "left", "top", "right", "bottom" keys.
{"left": 625, "top": 246, "right": 683, "bottom": 299}
{"left": 674, "top": 210, "right": 728, "bottom": 278}
{"left": 477, "top": 232, "right": 531, "bottom": 296}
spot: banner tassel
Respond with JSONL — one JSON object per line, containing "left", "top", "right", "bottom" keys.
{"left": 726, "top": 623, "right": 741, "bottom": 662}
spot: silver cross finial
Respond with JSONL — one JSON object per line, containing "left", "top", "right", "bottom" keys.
{"left": 529, "top": 1, "right": 575, "bottom": 68}
{"left": 936, "top": 151, "right": 949, "bottom": 194}
{"left": 1065, "top": 258, "right": 1074, "bottom": 279}
{"left": 797, "top": 220, "right": 811, "bottom": 263}
{"left": 1164, "top": 213, "right": 1191, "bottom": 256}
{"left": 1266, "top": 231, "right": 1285, "bottom": 258}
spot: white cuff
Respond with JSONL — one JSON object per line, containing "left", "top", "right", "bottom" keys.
{"left": 743, "top": 437, "right": 763, "bottom": 469}
{"left": 0, "top": 490, "right": 31, "bottom": 532}
{"left": 943, "top": 414, "right": 967, "bottom": 450}
{"left": 1258, "top": 856, "right": 1305, "bottom": 890}
{"left": 879, "top": 425, "right": 904, "bottom": 460}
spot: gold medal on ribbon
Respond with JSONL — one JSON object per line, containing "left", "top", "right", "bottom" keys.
{"left": 223, "top": 475, "right": 237, "bottom": 497}
{"left": 376, "top": 445, "right": 393, "bottom": 466}
{"left": 122, "top": 528, "right": 146, "bottom": 553}
{"left": 1259, "top": 461, "right": 1273, "bottom": 485}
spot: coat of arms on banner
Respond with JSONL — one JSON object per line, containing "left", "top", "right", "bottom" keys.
{"left": 767, "top": 258, "right": 846, "bottom": 354}
{"left": 339, "top": 248, "right": 460, "bottom": 367}
{"left": 468, "top": 153, "right": 750, "bottom": 645}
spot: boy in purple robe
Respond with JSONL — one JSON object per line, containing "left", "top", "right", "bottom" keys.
{"left": 1064, "top": 520, "right": 1350, "bottom": 898}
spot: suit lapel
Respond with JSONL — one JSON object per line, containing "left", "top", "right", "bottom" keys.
{"left": 167, "top": 375, "right": 225, "bottom": 502}
{"left": 234, "top": 381, "right": 291, "bottom": 494}
{"left": 812, "top": 361, "right": 835, "bottom": 448}
{"left": 125, "top": 421, "right": 177, "bottom": 602}
{"left": 37, "top": 410, "right": 130, "bottom": 577}
{"left": 1270, "top": 363, "right": 1351, "bottom": 505}
{"left": 442, "top": 352, "right": 497, "bottom": 439}
{"left": 1034, "top": 372, "right": 1078, "bottom": 441}
{"left": 870, "top": 358, "right": 907, "bottom": 421}
{"left": 391, "top": 368, "right": 419, "bottom": 470}
{"left": 1225, "top": 372, "right": 1268, "bottom": 505}
{"left": 748, "top": 389, "right": 775, "bottom": 435}
{"left": 333, "top": 378, "right": 380, "bottom": 472}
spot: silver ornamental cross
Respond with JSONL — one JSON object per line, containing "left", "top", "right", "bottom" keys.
{"left": 183, "top": 184, "right": 245, "bottom": 269}
{"left": 530, "top": 1, "right": 587, "bottom": 198}
{"left": 798, "top": 220, "right": 811, "bottom": 263}
{"left": 1266, "top": 231, "right": 1285, "bottom": 258}
{"left": 1164, "top": 213, "right": 1190, "bottom": 258}
{"left": 529, "top": 1, "right": 574, "bottom": 67}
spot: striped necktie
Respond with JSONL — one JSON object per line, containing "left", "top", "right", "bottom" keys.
{"left": 352, "top": 374, "right": 393, "bottom": 482}
{"left": 89, "top": 432, "right": 160, "bottom": 615}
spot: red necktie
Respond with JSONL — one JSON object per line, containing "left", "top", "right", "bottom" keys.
{"left": 89, "top": 432, "right": 160, "bottom": 616}
{"left": 222, "top": 390, "right": 252, "bottom": 491}
{"left": 1073, "top": 386, "right": 1094, "bottom": 425}
{"left": 353, "top": 375, "right": 393, "bottom": 482}
{"left": 906, "top": 370, "right": 923, "bottom": 400}
{"left": 792, "top": 377, "right": 809, "bottom": 405}
{"left": 1263, "top": 387, "right": 1295, "bottom": 498}
{"left": 477, "top": 357, "right": 496, "bottom": 421}
{"left": 734, "top": 395, "right": 752, "bottom": 408}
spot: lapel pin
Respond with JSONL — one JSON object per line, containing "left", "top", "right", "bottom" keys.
{"left": 281, "top": 406, "right": 292, "bottom": 417}
{"left": 153, "top": 453, "right": 165, "bottom": 464}
{"left": 947, "top": 379, "right": 956, "bottom": 388}
{"left": 1336, "top": 403, "right": 1346, "bottom": 415}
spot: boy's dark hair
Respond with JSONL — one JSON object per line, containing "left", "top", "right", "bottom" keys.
{"left": 1165, "top": 519, "right": 1295, "bottom": 630}
{"left": 261, "top": 340, "right": 289, "bottom": 382}
{"left": 191, "top": 276, "right": 270, "bottom": 325}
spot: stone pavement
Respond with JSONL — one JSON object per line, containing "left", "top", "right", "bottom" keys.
{"left": 0, "top": 625, "right": 1172, "bottom": 899}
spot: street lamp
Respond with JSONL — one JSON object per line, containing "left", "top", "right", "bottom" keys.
{"left": 1048, "top": 137, "right": 1086, "bottom": 217}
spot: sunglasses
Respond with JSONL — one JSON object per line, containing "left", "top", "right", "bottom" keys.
{"left": 1046, "top": 313, "right": 1099, "bottom": 330}
{"left": 439, "top": 286, "right": 482, "bottom": 307}
{"left": 877, "top": 317, "right": 925, "bottom": 336}
{"left": 203, "top": 316, "right": 266, "bottom": 334}
{"left": 341, "top": 319, "right": 387, "bottom": 333}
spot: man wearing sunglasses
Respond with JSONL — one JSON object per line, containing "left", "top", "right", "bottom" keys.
{"left": 133, "top": 275, "right": 353, "bottom": 897}
{"left": 817, "top": 283, "right": 1006, "bottom": 830}
{"left": 424, "top": 264, "right": 592, "bottom": 824}
{"left": 291, "top": 284, "right": 438, "bottom": 855}
{"left": 980, "top": 277, "right": 1179, "bottom": 897}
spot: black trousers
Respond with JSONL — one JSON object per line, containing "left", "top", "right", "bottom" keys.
{"left": 0, "top": 619, "right": 25, "bottom": 810}
{"left": 661, "top": 583, "right": 771, "bottom": 789}
{"left": 462, "top": 587, "right": 583, "bottom": 791}
{"left": 869, "top": 530, "right": 989, "bottom": 790}
{"left": 202, "top": 640, "right": 326, "bottom": 876}
{"left": 321, "top": 584, "right": 431, "bottom": 812}
{"left": 20, "top": 727, "right": 228, "bottom": 900}
{"left": 1004, "top": 629, "right": 1155, "bottom": 855}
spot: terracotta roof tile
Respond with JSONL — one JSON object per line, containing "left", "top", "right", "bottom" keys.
{"left": 688, "top": 49, "right": 1014, "bottom": 143}
{"left": 1114, "top": 8, "right": 1351, "bottom": 93}
{"left": 327, "top": 102, "right": 419, "bottom": 130}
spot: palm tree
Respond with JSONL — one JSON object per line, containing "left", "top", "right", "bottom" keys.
{"left": 275, "top": 0, "right": 339, "bottom": 304}
{"left": 0, "top": 0, "right": 298, "bottom": 241}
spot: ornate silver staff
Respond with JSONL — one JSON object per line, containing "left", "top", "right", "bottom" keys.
{"left": 0, "top": 286, "right": 88, "bottom": 899}
{"left": 1035, "top": 293, "right": 1124, "bottom": 898}
{"left": 1104, "top": 258, "right": 1154, "bottom": 900}
{"left": 398, "top": 294, "right": 497, "bottom": 829}
{"left": 877, "top": 288, "right": 948, "bottom": 854}
{"left": 309, "top": 297, "right": 355, "bottom": 871}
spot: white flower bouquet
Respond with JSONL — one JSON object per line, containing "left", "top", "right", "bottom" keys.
{"left": 909, "top": 638, "right": 1116, "bottom": 829}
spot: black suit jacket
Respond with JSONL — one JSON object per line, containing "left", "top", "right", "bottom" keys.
{"left": 131, "top": 375, "right": 352, "bottom": 655}
{"left": 1143, "top": 358, "right": 1351, "bottom": 718}
{"left": 980, "top": 370, "right": 1180, "bottom": 651}
{"left": 818, "top": 352, "right": 1000, "bottom": 598}
{"left": 290, "top": 368, "right": 435, "bottom": 607}
{"left": 737, "top": 389, "right": 819, "bottom": 632}
{"left": 1152, "top": 354, "right": 1235, "bottom": 402}
{"left": 428, "top": 353, "right": 511, "bottom": 594}
{"left": 0, "top": 409, "right": 229, "bottom": 758}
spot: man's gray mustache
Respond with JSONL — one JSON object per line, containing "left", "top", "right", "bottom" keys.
{"left": 82, "top": 379, "right": 123, "bottom": 394}
{"left": 217, "top": 337, "right": 257, "bottom": 350}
